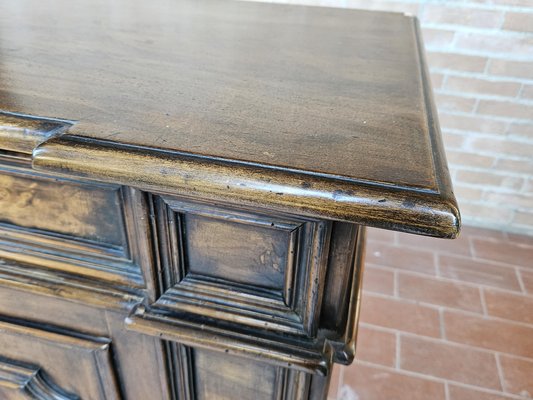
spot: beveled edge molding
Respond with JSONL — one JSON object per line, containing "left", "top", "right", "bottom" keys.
{"left": 33, "top": 136, "right": 460, "bottom": 238}
{"left": 0, "top": 259, "right": 143, "bottom": 311}
{"left": 0, "top": 111, "right": 73, "bottom": 155}
{"left": 125, "top": 304, "right": 329, "bottom": 376}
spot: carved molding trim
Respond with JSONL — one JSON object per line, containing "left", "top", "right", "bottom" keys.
{"left": 0, "top": 111, "right": 72, "bottom": 155}
{"left": 0, "top": 356, "right": 79, "bottom": 399}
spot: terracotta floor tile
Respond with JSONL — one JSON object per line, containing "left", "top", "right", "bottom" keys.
{"left": 520, "top": 270, "right": 533, "bottom": 294}
{"left": 359, "top": 295, "right": 441, "bottom": 338}
{"left": 444, "top": 311, "right": 533, "bottom": 358}
{"left": 398, "top": 272, "right": 483, "bottom": 313}
{"left": 362, "top": 266, "right": 394, "bottom": 295}
{"left": 400, "top": 335, "right": 501, "bottom": 390}
{"left": 366, "top": 242, "right": 436, "bottom": 275}
{"left": 448, "top": 385, "right": 516, "bottom": 400}
{"left": 499, "top": 355, "right": 533, "bottom": 397}
{"left": 341, "top": 363, "right": 446, "bottom": 400}
{"left": 366, "top": 228, "right": 397, "bottom": 244}
{"left": 484, "top": 289, "right": 533, "bottom": 325}
{"left": 506, "top": 232, "right": 533, "bottom": 247}
{"left": 327, "top": 364, "right": 342, "bottom": 400}
{"left": 397, "top": 231, "right": 472, "bottom": 256}
{"left": 472, "top": 237, "right": 533, "bottom": 269}
{"left": 439, "top": 255, "right": 521, "bottom": 292}
{"left": 355, "top": 326, "right": 396, "bottom": 367}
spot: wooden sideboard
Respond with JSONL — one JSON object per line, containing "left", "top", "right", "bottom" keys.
{"left": 0, "top": 1, "right": 460, "bottom": 399}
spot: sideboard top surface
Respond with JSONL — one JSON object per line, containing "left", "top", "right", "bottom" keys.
{"left": 0, "top": 0, "right": 460, "bottom": 237}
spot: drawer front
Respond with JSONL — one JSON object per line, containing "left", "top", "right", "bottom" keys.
{"left": 0, "top": 168, "right": 125, "bottom": 246}
{"left": 149, "top": 195, "right": 332, "bottom": 337}
{"left": 0, "top": 157, "right": 145, "bottom": 286}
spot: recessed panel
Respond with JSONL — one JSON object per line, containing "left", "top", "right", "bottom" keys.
{"left": 193, "top": 348, "right": 278, "bottom": 400}
{"left": 184, "top": 214, "right": 289, "bottom": 290}
{"left": 0, "top": 171, "right": 125, "bottom": 246}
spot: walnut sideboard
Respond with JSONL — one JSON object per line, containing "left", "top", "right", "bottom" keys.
{"left": 0, "top": 1, "right": 460, "bottom": 399}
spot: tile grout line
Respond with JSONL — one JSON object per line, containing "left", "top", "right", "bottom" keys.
{"left": 495, "top": 353, "right": 506, "bottom": 394}
{"left": 444, "top": 381, "right": 450, "bottom": 400}
{"left": 515, "top": 267, "right": 527, "bottom": 294}
{"left": 479, "top": 287, "right": 489, "bottom": 316}
{"left": 395, "top": 332, "right": 401, "bottom": 370}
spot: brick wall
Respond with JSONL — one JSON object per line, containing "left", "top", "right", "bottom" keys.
{"left": 246, "top": 0, "right": 533, "bottom": 235}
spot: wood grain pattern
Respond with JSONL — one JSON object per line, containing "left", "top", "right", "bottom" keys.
{"left": 1, "top": 0, "right": 442, "bottom": 189}
{"left": 0, "top": 0, "right": 459, "bottom": 238}
{"left": 0, "top": 2, "right": 461, "bottom": 398}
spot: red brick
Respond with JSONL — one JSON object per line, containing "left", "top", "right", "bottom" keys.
{"left": 503, "top": 12, "right": 533, "bottom": 33}
{"left": 484, "top": 289, "right": 533, "bottom": 324}
{"left": 445, "top": 76, "right": 521, "bottom": 98}
{"left": 499, "top": 355, "right": 533, "bottom": 397}
{"left": 355, "top": 326, "right": 396, "bottom": 367}
{"left": 398, "top": 273, "right": 483, "bottom": 313}
{"left": 359, "top": 295, "right": 441, "bottom": 338}
{"left": 513, "top": 211, "right": 533, "bottom": 228}
{"left": 472, "top": 237, "right": 533, "bottom": 269}
{"left": 489, "top": 59, "right": 533, "bottom": 80}
{"left": 421, "top": 28, "right": 455, "bottom": 48}
{"left": 427, "top": 52, "right": 487, "bottom": 73}
{"left": 454, "top": 185, "right": 484, "bottom": 202}
{"left": 449, "top": 385, "right": 516, "bottom": 400}
{"left": 446, "top": 150, "right": 495, "bottom": 169}
{"left": 477, "top": 100, "right": 533, "bottom": 120}
{"left": 366, "top": 227, "right": 397, "bottom": 244}
{"left": 423, "top": 5, "right": 502, "bottom": 29}
{"left": 459, "top": 203, "right": 514, "bottom": 225}
{"left": 507, "top": 122, "right": 533, "bottom": 140}
{"left": 439, "top": 254, "right": 521, "bottom": 291}
{"left": 400, "top": 335, "right": 501, "bottom": 389}
{"left": 469, "top": 137, "right": 533, "bottom": 158}
{"left": 365, "top": 242, "right": 436, "bottom": 275}
{"left": 441, "top": 131, "right": 467, "bottom": 149}
{"left": 485, "top": 192, "right": 533, "bottom": 210}
{"left": 439, "top": 113, "right": 508, "bottom": 135}
{"left": 521, "top": 85, "right": 533, "bottom": 101}
{"left": 363, "top": 266, "right": 395, "bottom": 295}
{"left": 444, "top": 311, "right": 533, "bottom": 358}
{"left": 456, "top": 33, "right": 533, "bottom": 58}
{"left": 495, "top": 158, "right": 533, "bottom": 175}
{"left": 434, "top": 93, "right": 476, "bottom": 113}
{"left": 342, "top": 363, "right": 446, "bottom": 400}
{"left": 456, "top": 170, "right": 523, "bottom": 190}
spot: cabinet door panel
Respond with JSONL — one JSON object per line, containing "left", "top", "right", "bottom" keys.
{"left": 0, "top": 318, "right": 121, "bottom": 400}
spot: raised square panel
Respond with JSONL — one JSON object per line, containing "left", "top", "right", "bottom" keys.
{"left": 150, "top": 196, "right": 332, "bottom": 337}
{"left": 184, "top": 213, "right": 291, "bottom": 290}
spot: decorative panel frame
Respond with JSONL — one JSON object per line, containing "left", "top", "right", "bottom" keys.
{"left": 150, "top": 195, "right": 332, "bottom": 337}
